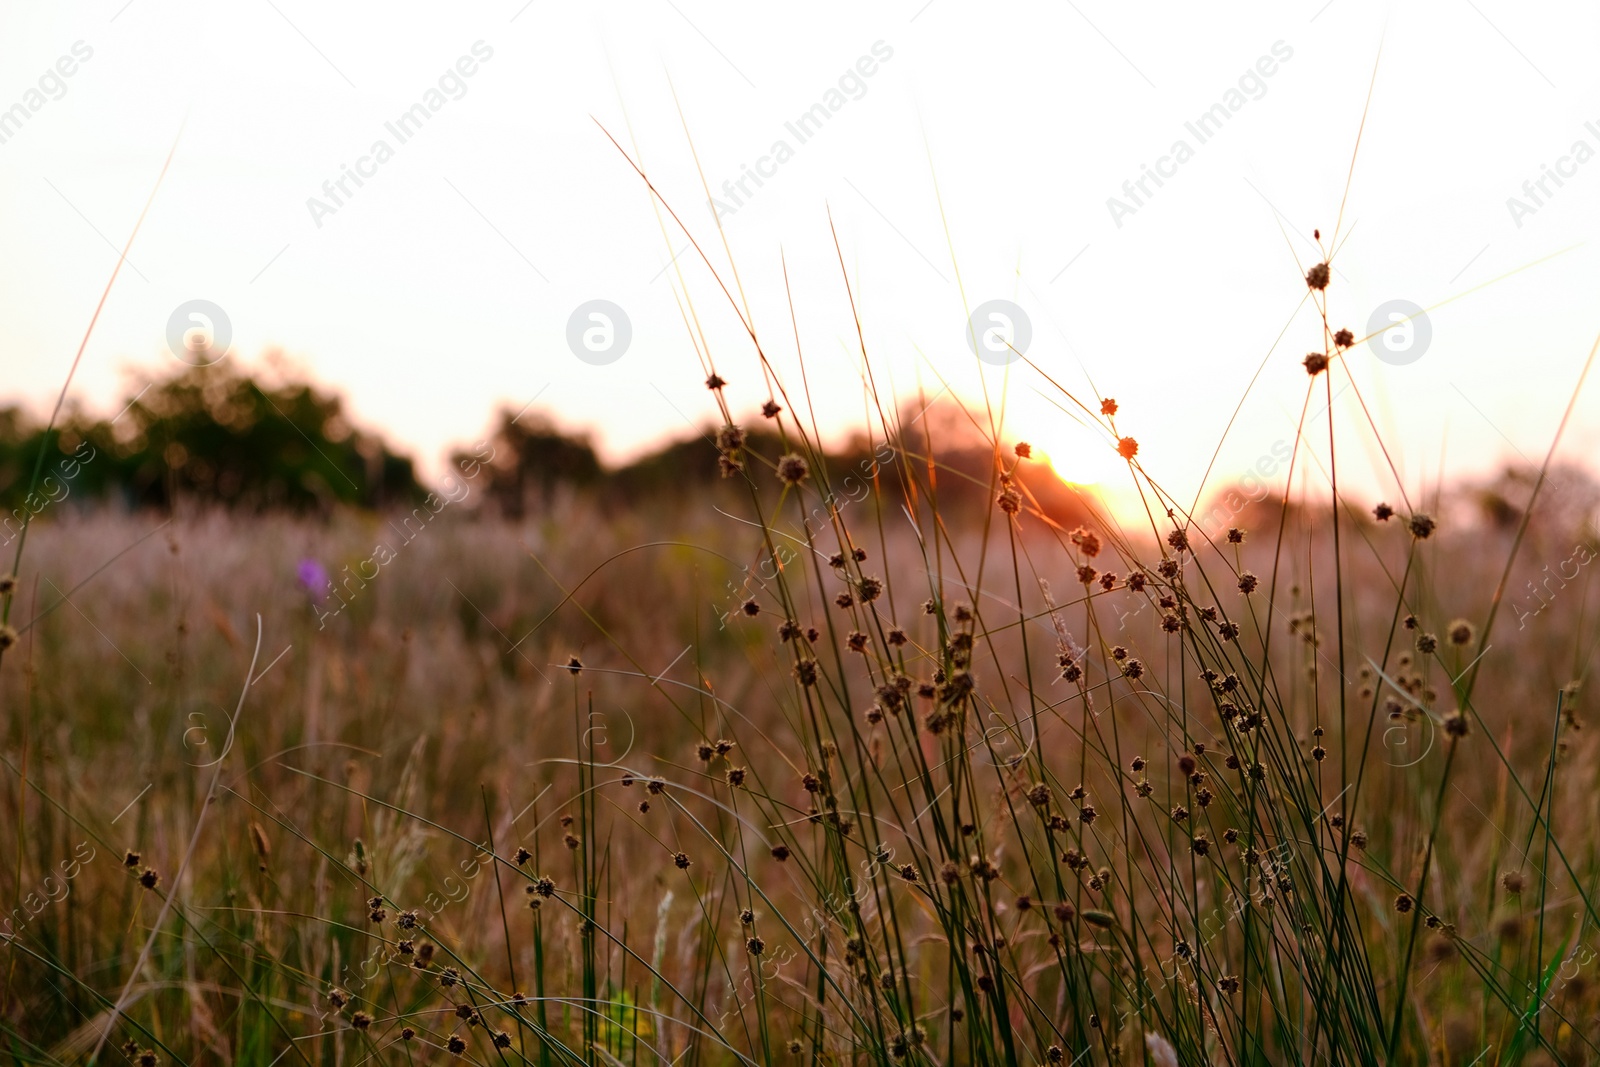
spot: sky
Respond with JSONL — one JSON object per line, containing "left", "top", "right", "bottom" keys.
{"left": 2, "top": 0, "right": 1598, "bottom": 521}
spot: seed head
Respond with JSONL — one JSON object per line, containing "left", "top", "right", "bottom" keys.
{"left": 1334, "top": 328, "right": 1354, "bottom": 347}
{"left": 1014, "top": 442, "right": 1032, "bottom": 458}
{"left": 138, "top": 867, "right": 160, "bottom": 890}
{"left": 673, "top": 851, "right": 692, "bottom": 870}
{"left": 1303, "top": 352, "right": 1329, "bottom": 376}
{"left": 1306, "top": 262, "right": 1330, "bottom": 290}
{"left": 705, "top": 373, "right": 726, "bottom": 390}
{"left": 776, "top": 453, "right": 809, "bottom": 486}
{"left": 1447, "top": 619, "right": 1475, "bottom": 646}
{"left": 1117, "top": 437, "right": 1138, "bottom": 460}
{"left": 761, "top": 399, "right": 782, "bottom": 418}
{"left": 1408, "top": 514, "right": 1437, "bottom": 539}
{"left": 0, "top": 626, "right": 16, "bottom": 652}
{"left": 565, "top": 656, "right": 582, "bottom": 675}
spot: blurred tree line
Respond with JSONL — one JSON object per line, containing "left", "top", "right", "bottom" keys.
{"left": 0, "top": 360, "right": 1101, "bottom": 526}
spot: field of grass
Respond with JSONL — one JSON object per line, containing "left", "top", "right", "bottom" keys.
{"left": 2, "top": 337, "right": 1599, "bottom": 1067}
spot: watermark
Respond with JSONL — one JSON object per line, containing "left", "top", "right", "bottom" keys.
{"left": 305, "top": 41, "right": 495, "bottom": 228}
{"left": 707, "top": 41, "right": 895, "bottom": 220}
{"left": 0, "top": 439, "right": 97, "bottom": 547}
{"left": 310, "top": 441, "right": 495, "bottom": 629}
{"left": 1366, "top": 299, "right": 1431, "bottom": 366}
{"left": 965, "top": 299, "right": 1031, "bottom": 366}
{"left": 715, "top": 440, "right": 896, "bottom": 627}
{"left": 1106, "top": 40, "right": 1294, "bottom": 229}
{"left": 1505, "top": 121, "right": 1600, "bottom": 229}
{"left": 166, "top": 299, "right": 232, "bottom": 366}
{"left": 1513, "top": 542, "right": 1596, "bottom": 629}
{"left": 0, "top": 41, "right": 94, "bottom": 148}
{"left": 567, "top": 300, "right": 631, "bottom": 365}
{"left": 0, "top": 842, "right": 97, "bottom": 944}
{"left": 1192, "top": 438, "right": 1293, "bottom": 539}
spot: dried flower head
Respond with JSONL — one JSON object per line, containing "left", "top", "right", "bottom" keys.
{"left": 1334, "top": 328, "right": 1354, "bottom": 347}
{"left": 1408, "top": 514, "right": 1437, "bottom": 539}
{"left": 761, "top": 399, "right": 782, "bottom": 418}
{"left": 1303, "top": 352, "right": 1329, "bottom": 376}
{"left": 1117, "top": 437, "right": 1138, "bottom": 460}
{"left": 1447, "top": 618, "right": 1475, "bottom": 646}
{"left": 1306, "top": 262, "right": 1330, "bottom": 290}
{"left": 1014, "top": 442, "right": 1032, "bottom": 458}
{"left": 776, "top": 454, "right": 809, "bottom": 486}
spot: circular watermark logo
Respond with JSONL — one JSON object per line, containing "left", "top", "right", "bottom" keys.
{"left": 1366, "top": 299, "right": 1431, "bottom": 366}
{"left": 567, "top": 300, "right": 631, "bottom": 366}
{"left": 166, "top": 300, "right": 232, "bottom": 366}
{"left": 966, "top": 299, "right": 1031, "bottom": 366}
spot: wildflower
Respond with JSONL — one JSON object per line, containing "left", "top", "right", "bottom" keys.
{"left": 1303, "top": 351, "right": 1329, "bottom": 375}
{"left": 887, "top": 628, "right": 907, "bottom": 646}
{"left": 1100, "top": 398, "right": 1118, "bottom": 416}
{"left": 533, "top": 876, "right": 555, "bottom": 897}
{"left": 401, "top": 1028, "right": 415, "bottom": 1041}
{"left": 1077, "top": 564, "right": 1097, "bottom": 585}
{"left": 350, "top": 1011, "right": 372, "bottom": 1031}
{"left": 718, "top": 453, "right": 744, "bottom": 477}
{"left": 447, "top": 1033, "right": 467, "bottom": 1055}
{"left": 138, "top": 868, "right": 160, "bottom": 890}
{"left": 1121, "top": 659, "right": 1145, "bottom": 679}
{"left": 647, "top": 777, "right": 667, "bottom": 794}
{"left": 770, "top": 844, "right": 790, "bottom": 861}
{"left": 1117, "top": 437, "right": 1138, "bottom": 460}
{"left": 705, "top": 373, "right": 726, "bottom": 390}
{"left": 835, "top": 591, "right": 853, "bottom": 608}
{"left": 858, "top": 576, "right": 882, "bottom": 602}
{"left": 124, "top": 850, "right": 140, "bottom": 868}
{"left": 898, "top": 863, "right": 918, "bottom": 882}
{"left": 328, "top": 987, "right": 349, "bottom": 1008}
{"left": 1238, "top": 571, "right": 1258, "bottom": 595}
{"left": 440, "top": 967, "right": 459, "bottom": 987}
{"left": 1447, "top": 618, "right": 1475, "bottom": 646}
{"left": 1218, "top": 621, "right": 1240, "bottom": 641}
{"left": 1191, "top": 835, "right": 1210, "bottom": 856}
{"left": 563, "top": 833, "right": 580, "bottom": 850}
{"left": 715, "top": 738, "right": 734, "bottom": 755}
{"left": 746, "top": 936, "right": 765, "bottom": 955}
{"left": 1395, "top": 893, "right": 1414, "bottom": 913}
{"left": 1373, "top": 502, "right": 1394, "bottom": 522}
{"left": 997, "top": 484, "right": 1022, "bottom": 514}
{"left": 1014, "top": 442, "right": 1032, "bottom": 458}
{"left": 565, "top": 656, "right": 582, "bottom": 675}
{"left": 673, "top": 851, "right": 692, "bottom": 870}
{"left": 1026, "top": 783, "right": 1051, "bottom": 807}
{"left": 762, "top": 400, "right": 782, "bottom": 418}
{"left": 514, "top": 847, "right": 531, "bottom": 866}
{"left": 1128, "top": 571, "right": 1147, "bottom": 590}
{"left": 1170, "top": 805, "right": 1189, "bottom": 823}
{"left": 725, "top": 767, "right": 747, "bottom": 787}
{"left": 1053, "top": 902, "right": 1075, "bottom": 923}
{"left": 1218, "top": 975, "right": 1240, "bottom": 994}
{"left": 740, "top": 598, "right": 760, "bottom": 617}
{"left": 137, "top": 1052, "right": 158, "bottom": 1067}
{"left": 794, "top": 659, "right": 818, "bottom": 686}
{"left": 1443, "top": 710, "right": 1469, "bottom": 737}
{"left": 493, "top": 1031, "right": 511, "bottom": 1048}
{"left": 0, "top": 626, "right": 15, "bottom": 652}
{"left": 1415, "top": 632, "right": 1438, "bottom": 654}
{"left": 778, "top": 620, "right": 801, "bottom": 642}
{"left": 776, "top": 454, "right": 809, "bottom": 486}
{"left": 1502, "top": 870, "right": 1524, "bottom": 895}
{"left": 1306, "top": 262, "right": 1330, "bottom": 290}
{"left": 846, "top": 631, "right": 868, "bottom": 653}
{"left": 787, "top": 1038, "right": 803, "bottom": 1053}
{"left": 1409, "top": 513, "right": 1437, "bottom": 539}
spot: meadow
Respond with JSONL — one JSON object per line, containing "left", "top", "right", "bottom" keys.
{"left": 1, "top": 334, "right": 1598, "bottom": 1067}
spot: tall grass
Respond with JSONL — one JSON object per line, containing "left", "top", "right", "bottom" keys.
{"left": 2, "top": 153, "right": 1600, "bottom": 1065}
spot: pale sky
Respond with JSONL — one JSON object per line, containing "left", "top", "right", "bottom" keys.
{"left": 2, "top": 0, "right": 1597, "bottom": 518}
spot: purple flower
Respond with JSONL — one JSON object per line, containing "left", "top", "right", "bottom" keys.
{"left": 297, "top": 558, "right": 330, "bottom": 602}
